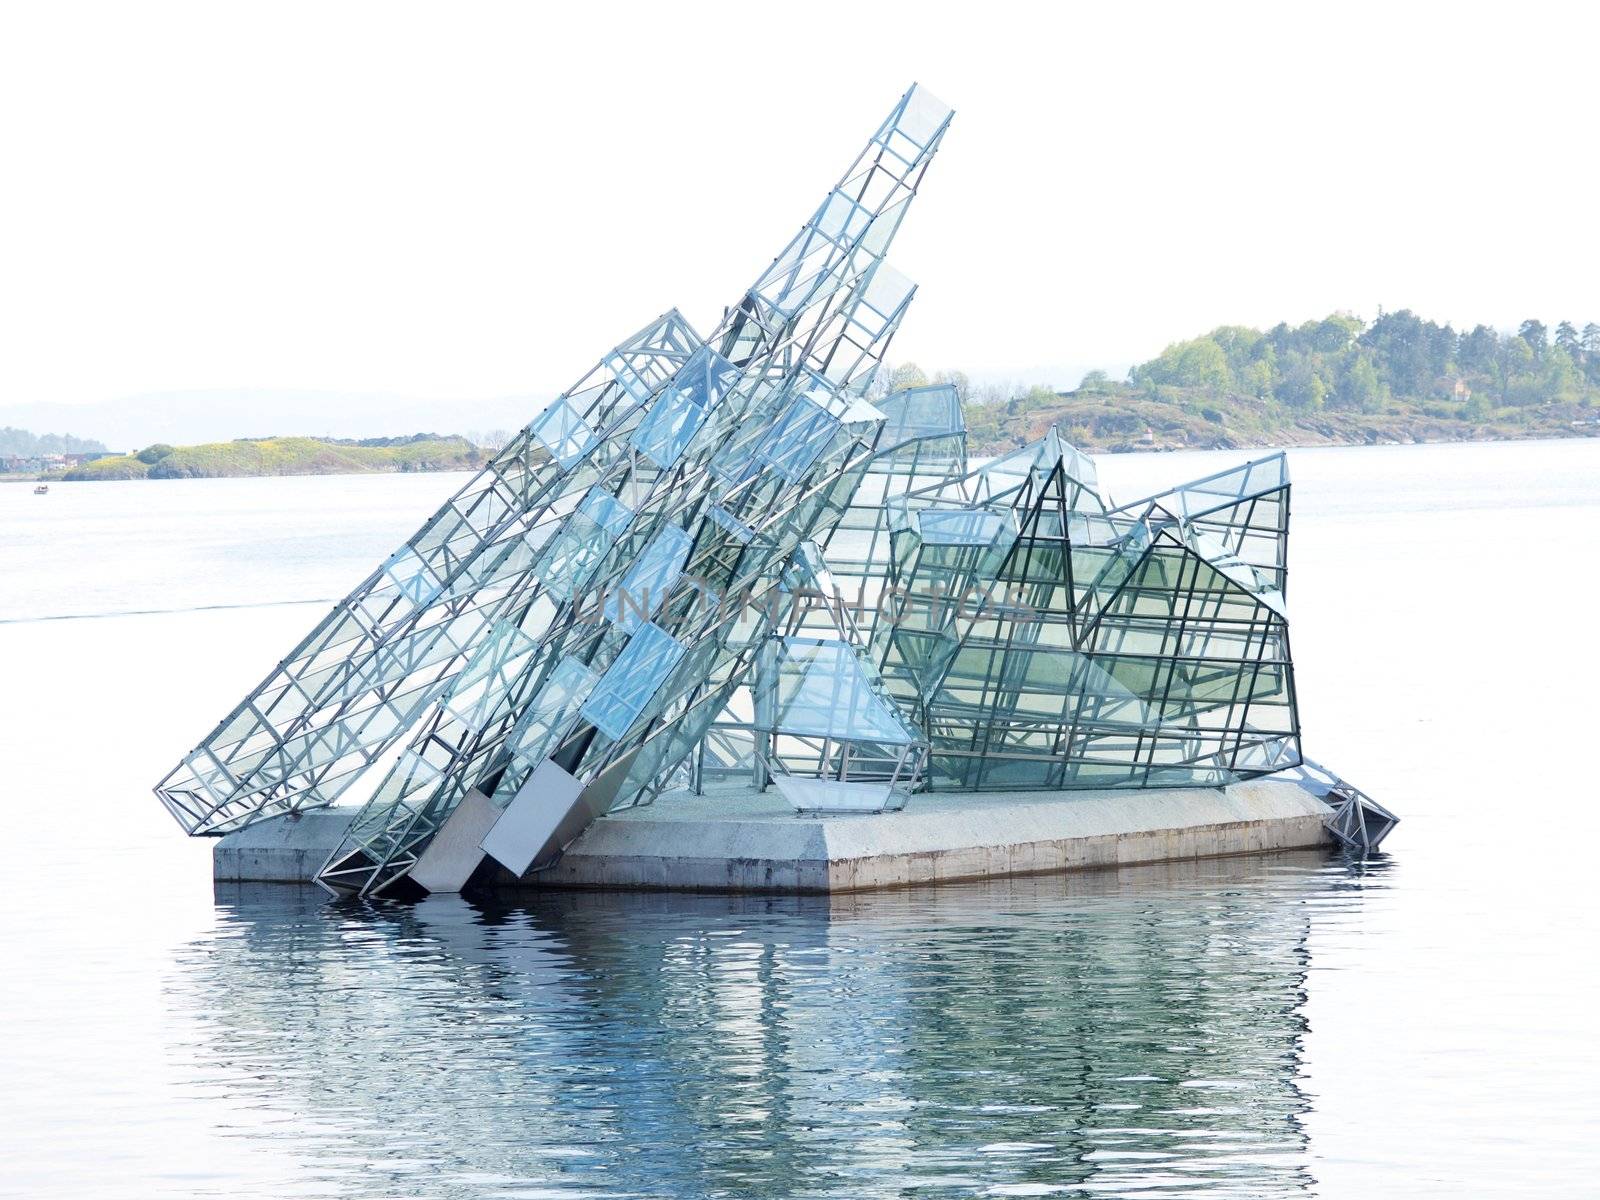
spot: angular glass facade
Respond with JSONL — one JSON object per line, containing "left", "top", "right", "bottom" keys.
{"left": 152, "top": 82, "right": 1387, "bottom": 899}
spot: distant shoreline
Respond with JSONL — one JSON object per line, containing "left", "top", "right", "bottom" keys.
{"left": 6, "top": 424, "right": 1594, "bottom": 485}
{"left": 18, "top": 434, "right": 486, "bottom": 483}
{"left": 960, "top": 379, "right": 1599, "bottom": 457}
{"left": 964, "top": 403, "right": 1600, "bottom": 456}
{"left": 2, "top": 466, "right": 481, "bottom": 483}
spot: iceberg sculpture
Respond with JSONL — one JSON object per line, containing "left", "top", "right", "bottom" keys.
{"left": 155, "top": 84, "right": 1391, "bottom": 898}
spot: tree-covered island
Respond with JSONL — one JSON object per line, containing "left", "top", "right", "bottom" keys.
{"left": 901, "top": 311, "right": 1600, "bottom": 453}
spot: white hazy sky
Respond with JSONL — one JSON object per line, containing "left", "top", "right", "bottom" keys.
{"left": 2, "top": 0, "right": 1597, "bottom": 413}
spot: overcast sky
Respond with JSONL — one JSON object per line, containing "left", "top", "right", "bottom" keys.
{"left": 3, "top": 0, "right": 1596, "bottom": 418}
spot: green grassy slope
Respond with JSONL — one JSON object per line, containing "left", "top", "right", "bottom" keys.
{"left": 61, "top": 435, "right": 483, "bottom": 480}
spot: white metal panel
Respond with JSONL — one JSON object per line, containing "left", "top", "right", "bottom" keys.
{"left": 480, "top": 759, "right": 589, "bottom": 878}
{"left": 410, "top": 788, "right": 498, "bottom": 893}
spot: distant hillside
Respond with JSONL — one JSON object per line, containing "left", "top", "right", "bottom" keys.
{"left": 913, "top": 311, "right": 1600, "bottom": 453}
{"left": 21, "top": 310, "right": 1600, "bottom": 473}
{"left": 60, "top": 434, "right": 483, "bottom": 481}
{"left": 0, "top": 426, "right": 107, "bottom": 456}
{"left": 962, "top": 380, "right": 1599, "bottom": 455}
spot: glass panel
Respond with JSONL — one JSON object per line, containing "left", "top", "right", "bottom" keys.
{"left": 877, "top": 383, "right": 963, "bottom": 445}
{"left": 603, "top": 525, "right": 694, "bottom": 632}
{"left": 579, "top": 488, "right": 634, "bottom": 538}
{"left": 756, "top": 637, "right": 918, "bottom": 744}
{"left": 383, "top": 546, "right": 442, "bottom": 606}
{"left": 852, "top": 263, "right": 915, "bottom": 337}
{"left": 707, "top": 505, "right": 755, "bottom": 544}
{"left": 444, "top": 620, "right": 538, "bottom": 734}
{"left": 504, "top": 659, "right": 599, "bottom": 773}
{"left": 861, "top": 197, "right": 906, "bottom": 258}
{"left": 529, "top": 398, "right": 599, "bottom": 469}
{"left": 917, "top": 508, "right": 1013, "bottom": 546}
{"left": 629, "top": 346, "right": 740, "bottom": 468}
{"left": 815, "top": 189, "right": 871, "bottom": 245}
{"left": 532, "top": 488, "right": 634, "bottom": 601}
{"left": 754, "top": 396, "right": 841, "bottom": 482}
{"left": 603, "top": 352, "right": 657, "bottom": 405}
{"left": 580, "top": 623, "right": 688, "bottom": 740}
{"left": 895, "top": 84, "right": 952, "bottom": 149}
{"left": 753, "top": 232, "right": 835, "bottom": 318}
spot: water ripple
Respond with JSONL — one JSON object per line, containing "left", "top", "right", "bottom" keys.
{"left": 147, "top": 858, "right": 1364, "bottom": 1199}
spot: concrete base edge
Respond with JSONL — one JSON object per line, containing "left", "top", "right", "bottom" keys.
{"left": 495, "top": 776, "right": 1337, "bottom": 895}
{"left": 212, "top": 774, "right": 1337, "bottom": 894}
{"left": 518, "top": 816, "right": 1331, "bottom": 893}
{"left": 212, "top": 808, "right": 356, "bottom": 883}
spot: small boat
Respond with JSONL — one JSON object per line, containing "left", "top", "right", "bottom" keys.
{"left": 33, "top": 484, "right": 48, "bottom": 494}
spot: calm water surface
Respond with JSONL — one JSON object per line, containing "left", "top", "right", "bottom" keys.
{"left": 2, "top": 440, "right": 1597, "bottom": 1198}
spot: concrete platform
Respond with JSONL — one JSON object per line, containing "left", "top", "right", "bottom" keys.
{"left": 213, "top": 773, "right": 1336, "bottom": 894}
{"left": 490, "top": 775, "right": 1336, "bottom": 894}
{"left": 212, "top": 808, "right": 356, "bottom": 882}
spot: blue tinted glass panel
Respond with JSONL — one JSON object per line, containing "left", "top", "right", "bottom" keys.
{"left": 710, "top": 436, "right": 761, "bottom": 486}
{"left": 502, "top": 659, "right": 600, "bottom": 777}
{"left": 578, "top": 488, "right": 634, "bottom": 538}
{"left": 580, "top": 623, "right": 687, "bottom": 740}
{"left": 918, "top": 508, "right": 1011, "bottom": 546}
{"left": 533, "top": 520, "right": 607, "bottom": 602}
{"left": 757, "top": 638, "right": 917, "bottom": 744}
{"left": 815, "top": 190, "right": 871, "bottom": 245}
{"left": 707, "top": 505, "right": 755, "bottom": 544}
{"left": 383, "top": 547, "right": 442, "bottom": 606}
{"left": 754, "top": 397, "right": 840, "bottom": 482}
{"left": 604, "top": 353, "right": 656, "bottom": 405}
{"left": 603, "top": 525, "right": 693, "bottom": 631}
{"left": 534, "top": 489, "right": 633, "bottom": 601}
{"left": 630, "top": 347, "right": 739, "bottom": 468}
{"left": 878, "top": 383, "right": 963, "bottom": 442}
{"left": 529, "top": 399, "right": 599, "bottom": 469}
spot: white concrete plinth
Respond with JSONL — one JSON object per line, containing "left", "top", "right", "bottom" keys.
{"left": 210, "top": 773, "right": 1339, "bottom": 893}
{"left": 212, "top": 808, "right": 355, "bottom": 882}
{"left": 507, "top": 774, "right": 1335, "bottom": 894}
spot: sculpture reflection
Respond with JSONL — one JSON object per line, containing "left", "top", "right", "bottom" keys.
{"left": 172, "top": 857, "right": 1352, "bottom": 1197}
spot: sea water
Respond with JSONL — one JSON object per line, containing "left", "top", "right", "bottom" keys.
{"left": 2, "top": 439, "right": 1596, "bottom": 1198}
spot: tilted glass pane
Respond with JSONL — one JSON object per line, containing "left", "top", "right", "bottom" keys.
{"left": 580, "top": 623, "right": 688, "bottom": 740}
{"left": 757, "top": 637, "right": 918, "bottom": 744}
{"left": 532, "top": 487, "right": 635, "bottom": 601}
{"left": 917, "top": 508, "right": 1013, "bottom": 546}
{"left": 877, "top": 383, "right": 963, "bottom": 445}
{"left": 754, "top": 396, "right": 841, "bottom": 482}
{"left": 383, "top": 546, "right": 442, "bottom": 607}
{"left": 505, "top": 659, "right": 599, "bottom": 769}
{"left": 529, "top": 398, "right": 599, "bottom": 469}
{"left": 892, "top": 83, "right": 951, "bottom": 150}
{"left": 444, "top": 620, "right": 538, "bottom": 733}
{"left": 815, "top": 189, "right": 872, "bottom": 245}
{"left": 707, "top": 505, "right": 756, "bottom": 544}
{"left": 629, "top": 346, "right": 739, "bottom": 468}
{"left": 603, "top": 525, "right": 694, "bottom": 631}
{"left": 579, "top": 487, "right": 634, "bottom": 538}
{"left": 853, "top": 263, "right": 915, "bottom": 336}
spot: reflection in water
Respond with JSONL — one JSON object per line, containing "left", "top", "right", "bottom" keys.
{"left": 8, "top": 442, "right": 1593, "bottom": 1197}
{"left": 169, "top": 853, "right": 1382, "bottom": 1198}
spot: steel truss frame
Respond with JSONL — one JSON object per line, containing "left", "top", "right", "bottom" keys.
{"left": 154, "top": 83, "right": 1394, "bottom": 896}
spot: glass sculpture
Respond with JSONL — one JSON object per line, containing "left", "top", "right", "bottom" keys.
{"left": 154, "top": 84, "right": 1390, "bottom": 898}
